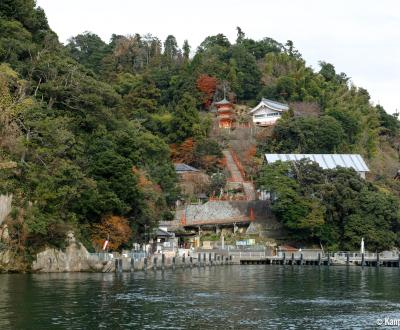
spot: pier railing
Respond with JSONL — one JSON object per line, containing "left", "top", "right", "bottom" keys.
{"left": 88, "top": 252, "right": 113, "bottom": 262}
{"left": 227, "top": 251, "right": 267, "bottom": 258}
{"left": 123, "top": 252, "right": 147, "bottom": 260}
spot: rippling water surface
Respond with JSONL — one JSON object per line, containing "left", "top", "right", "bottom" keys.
{"left": 1, "top": 265, "right": 400, "bottom": 329}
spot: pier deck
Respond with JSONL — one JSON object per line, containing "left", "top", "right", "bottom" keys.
{"left": 229, "top": 251, "right": 400, "bottom": 267}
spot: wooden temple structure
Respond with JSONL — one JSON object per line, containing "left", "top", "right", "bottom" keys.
{"left": 215, "top": 98, "right": 235, "bottom": 129}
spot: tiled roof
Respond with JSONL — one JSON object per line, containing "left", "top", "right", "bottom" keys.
{"left": 154, "top": 228, "right": 174, "bottom": 237}
{"left": 261, "top": 98, "right": 289, "bottom": 111}
{"left": 264, "top": 154, "right": 369, "bottom": 172}
{"left": 174, "top": 163, "right": 199, "bottom": 172}
{"left": 250, "top": 98, "right": 289, "bottom": 114}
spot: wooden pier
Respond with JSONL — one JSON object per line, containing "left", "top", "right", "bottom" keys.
{"left": 113, "top": 252, "right": 234, "bottom": 273}
{"left": 108, "top": 251, "right": 400, "bottom": 273}
{"left": 232, "top": 252, "right": 400, "bottom": 268}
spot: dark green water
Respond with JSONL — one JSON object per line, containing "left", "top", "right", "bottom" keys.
{"left": 1, "top": 265, "right": 399, "bottom": 329}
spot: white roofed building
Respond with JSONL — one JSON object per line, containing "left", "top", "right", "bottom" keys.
{"left": 264, "top": 154, "right": 370, "bottom": 178}
{"left": 250, "top": 98, "right": 289, "bottom": 126}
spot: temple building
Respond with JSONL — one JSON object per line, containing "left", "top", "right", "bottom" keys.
{"left": 250, "top": 98, "right": 289, "bottom": 126}
{"left": 215, "top": 98, "right": 235, "bottom": 129}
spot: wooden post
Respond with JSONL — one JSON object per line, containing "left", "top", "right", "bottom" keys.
{"left": 182, "top": 255, "right": 186, "bottom": 266}
{"left": 172, "top": 256, "right": 176, "bottom": 270}
{"left": 346, "top": 253, "right": 350, "bottom": 266}
{"left": 283, "top": 252, "right": 286, "bottom": 265}
{"left": 161, "top": 253, "right": 165, "bottom": 270}
{"left": 291, "top": 253, "right": 294, "bottom": 265}
{"left": 214, "top": 253, "right": 217, "bottom": 261}
{"left": 115, "top": 258, "right": 123, "bottom": 273}
{"left": 300, "top": 253, "right": 303, "bottom": 266}
{"left": 318, "top": 253, "right": 321, "bottom": 266}
{"left": 190, "top": 256, "right": 193, "bottom": 268}
{"left": 327, "top": 253, "right": 330, "bottom": 266}
{"left": 130, "top": 257, "right": 134, "bottom": 272}
{"left": 209, "top": 253, "right": 212, "bottom": 266}
{"left": 153, "top": 257, "right": 157, "bottom": 271}
{"left": 398, "top": 254, "right": 400, "bottom": 268}
{"left": 361, "top": 253, "right": 365, "bottom": 267}
{"left": 198, "top": 253, "right": 201, "bottom": 267}
{"left": 376, "top": 253, "right": 380, "bottom": 267}
{"left": 144, "top": 257, "right": 147, "bottom": 271}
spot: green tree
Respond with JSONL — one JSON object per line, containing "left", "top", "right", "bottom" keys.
{"left": 236, "top": 26, "right": 245, "bottom": 44}
{"left": 257, "top": 161, "right": 400, "bottom": 250}
{"left": 67, "top": 32, "right": 110, "bottom": 74}
{"left": 230, "top": 45, "right": 261, "bottom": 99}
{"left": 261, "top": 116, "right": 345, "bottom": 153}
{"left": 163, "top": 35, "right": 178, "bottom": 59}
{"left": 182, "top": 40, "right": 190, "bottom": 60}
{"left": 169, "top": 93, "right": 201, "bottom": 142}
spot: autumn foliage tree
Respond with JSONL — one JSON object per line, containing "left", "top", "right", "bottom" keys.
{"left": 170, "top": 138, "right": 195, "bottom": 164}
{"left": 196, "top": 74, "right": 217, "bottom": 108}
{"left": 170, "top": 138, "right": 223, "bottom": 173}
{"left": 92, "top": 215, "right": 132, "bottom": 251}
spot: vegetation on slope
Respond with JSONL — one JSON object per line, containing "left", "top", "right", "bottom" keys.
{"left": 1, "top": 1, "right": 399, "bottom": 253}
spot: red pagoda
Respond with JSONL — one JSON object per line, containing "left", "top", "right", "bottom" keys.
{"left": 215, "top": 98, "right": 235, "bottom": 129}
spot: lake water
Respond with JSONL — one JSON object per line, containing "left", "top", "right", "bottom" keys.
{"left": 0, "top": 265, "right": 399, "bottom": 329}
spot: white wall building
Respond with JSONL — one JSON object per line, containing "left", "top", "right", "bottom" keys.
{"left": 249, "top": 98, "right": 289, "bottom": 126}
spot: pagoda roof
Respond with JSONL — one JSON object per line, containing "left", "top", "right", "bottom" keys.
{"left": 218, "top": 114, "right": 235, "bottom": 119}
{"left": 215, "top": 98, "right": 231, "bottom": 105}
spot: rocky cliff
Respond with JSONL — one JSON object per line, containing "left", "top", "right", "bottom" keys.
{"left": 31, "top": 232, "right": 113, "bottom": 273}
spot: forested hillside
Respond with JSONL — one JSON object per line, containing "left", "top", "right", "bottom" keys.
{"left": 1, "top": 1, "right": 399, "bottom": 255}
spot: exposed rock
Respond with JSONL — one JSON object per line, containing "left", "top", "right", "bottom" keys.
{"left": 0, "top": 194, "right": 12, "bottom": 225}
{"left": 0, "top": 224, "right": 10, "bottom": 243}
{"left": 66, "top": 230, "right": 76, "bottom": 244}
{"left": 0, "top": 249, "right": 28, "bottom": 273}
{"left": 32, "top": 242, "right": 91, "bottom": 272}
{"left": 0, "top": 250, "right": 11, "bottom": 265}
{"left": 246, "top": 222, "right": 264, "bottom": 235}
{"left": 32, "top": 232, "right": 112, "bottom": 273}
{"left": 0, "top": 161, "right": 17, "bottom": 170}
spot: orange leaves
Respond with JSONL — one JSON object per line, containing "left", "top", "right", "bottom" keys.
{"left": 132, "top": 166, "right": 152, "bottom": 188}
{"left": 171, "top": 137, "right": 223, "bottom": 172}
{"left": 196, "top": 74, "right": 217, "bottom": 108}
{"left": 199, "top": 155, "right": 219, "bottom": 172}
{"left": 170, "top": 138, "right": 195, "bottom": 164}
{"left": 92, "top": 215, "right": 132, "bottom": 251}
{"left": 246, "top": 145, "right": 257, "bottom": 159}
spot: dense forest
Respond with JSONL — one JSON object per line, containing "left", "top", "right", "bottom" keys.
{"left": 1, "top": 0, "right": 399, "bottom": 256}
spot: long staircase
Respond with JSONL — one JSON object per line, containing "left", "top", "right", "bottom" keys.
{"left": 223, "top": 150, "right": 243, "bottom": 182}
{"left": 222, "top": 149, "right": 256, "bottom": 200}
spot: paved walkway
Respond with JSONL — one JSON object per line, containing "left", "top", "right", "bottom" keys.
{"left": 223, "top": 149, "right": 256, "bottom": 200}
{"left": 243, "top": 182, "right": 256, "bottom": 200}
{"left": 223, "top": 150, "right": 244, "bottom": 182}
